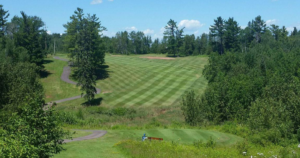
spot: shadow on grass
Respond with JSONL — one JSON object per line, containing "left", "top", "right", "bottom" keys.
{"left": 82, "top": 97, "right": 103, "bottom": 106}
{"left": 43, "top": 59, "right": 54, "bottom": 64}
{"left": 95, "top": 65, "right": 110, "bottom": 80}
{"left": 71, "top": 64, "right": 110, "bottom": 81}
{"left": 39, "top": 69, "right": 52, "bottom": 78}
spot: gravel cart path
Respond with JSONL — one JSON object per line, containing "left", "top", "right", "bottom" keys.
{"left": 49, "top": 56, "right": 101, "bottom": 103}
{"left": 64, "top": 130, "right": 107, "bottom": 143}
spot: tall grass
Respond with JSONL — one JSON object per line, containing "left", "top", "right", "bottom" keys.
{"left": 117, "top": 140, "right": 300, "bottom": 158}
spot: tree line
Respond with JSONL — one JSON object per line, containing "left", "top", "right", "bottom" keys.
{"left": 182, "top": 16, "right": 300, "bottom": 146}
{"left": 103, "top": 16, "right": 299, "bottom": 58}
{"left": 0, "top": 5, "right": 105, "bottom": 157}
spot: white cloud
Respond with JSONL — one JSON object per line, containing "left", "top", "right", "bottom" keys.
{"left": 47, "top": 30, "right": 51, "bottom": 34}
{"left": 265, "top": 19, "right": 277, "bottom": 25}
{"left": 178, "top": 20, "right": 204, "bottom": 30}
{"left": 143, "top": 29, "right": 154, "bottom": 35}
{"left": 241, "top": 25, "right": 247, "bottom": 29}
{"left": 287, "top": 24, "right": 300, "bottom": 32}
{"left": 160, "top": 27, "right": 165, "bottom": 33}
{"left": 102, "top": 31, "right": 115, "bottom": 37}
{"left": 91, "top": 0, "right": 103, "bottom": 5}
{"left": 125, "top": 26, "right": 137, "bottom": 32}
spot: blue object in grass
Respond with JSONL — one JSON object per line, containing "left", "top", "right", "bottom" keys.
{"left": 142, "top": 133, "right": 147, "bottom": 141}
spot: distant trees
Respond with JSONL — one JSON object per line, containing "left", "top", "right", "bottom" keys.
{"left": 210, "top": 17, "right": 225, "bottom": 55}
{"left": 64, "top": 8, "right": 106, "bottom": 104}
{"left": 181, "top": 16, "right": 300, "bottom": 144}
{"left": 0, "top": 5, "right": 9, "bottom": 48}
{"left": 164, "top": 19, "right": 185, "bottom": 57}
{"left": 12, "top": 12, "right": 45, "bottom": 66}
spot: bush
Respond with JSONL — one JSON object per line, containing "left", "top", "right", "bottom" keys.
{"left": 181, "top": 90, "right": 203, "bottom": 126}
{"left": 0, "top": 99, "right": 69, "bottom": 158}
{"left": 76, "top": 108, "right": 85, "bottom": 120}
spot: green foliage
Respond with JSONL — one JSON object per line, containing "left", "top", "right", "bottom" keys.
{"left": 181, "top": 91, "right": 203, "bottom": 126}
{"left": 117, "top": 139, "right": 300, "bottom": 158}
{"left": 0, "top": 100, "right": 69, "bottom": 158}
{"left": 12, "top": 12, "right": 45, "bottom": 66}
{"left": 76, "top": 108, "right": 85, "bottom": 120}
{"left": 0, "top": 62, "right": 44, "bottom": 111}
{"left": 64, "top": 8, "right": 106, "bottom": 104}
{"left": 182, "top": 17, "right": 300, "bottom": 144}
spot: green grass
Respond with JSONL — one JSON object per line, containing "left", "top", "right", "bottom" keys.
{"left": 97, "top": 54, "right": 208, "bottom": 108}
{"left": 54, "top": 129, "right": 242, "bottom": 158}
{"left": 46, "top": 53, "right": 208, "bottom": 126}
{"left": 41, "top": 57, "right": 81, "bottom": 103}
{"left": 117, "top": 140, "right": 300, "bottom": 158}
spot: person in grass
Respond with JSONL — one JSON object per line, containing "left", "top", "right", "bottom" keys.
{"left": 142, "top": 133, "right": 147, "bottom": 141}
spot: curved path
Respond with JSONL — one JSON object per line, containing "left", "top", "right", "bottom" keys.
{"left": 49, "top": 57, "right": 106, "bottom": 142}
{"left": 64, "top": 130, "right": 107, "bottom": 143}
{"left": 50, "top": 56, "right": 101, "bottom": 103}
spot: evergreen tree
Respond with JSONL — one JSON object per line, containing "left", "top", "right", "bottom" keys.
{"left": 252, "top": 15, "right": 266, "bottom": 43}
{"left": 64, "top": 8, "right": 106, "bottom": 104}
{"left": 0, "top": 5, "right": 9, "bottom": 48}
{"left": 291, "top": 27, "right": 298, "bottom": 36}
{"left": 224, "top": 17, "right": 240, "bottom": 51}
{"left": 13, "top": 12, "right": 45, "bottom": 66}
{"left": 164, "top": 19, "right": 177, "bottom": 56}
{"left": 210, "top": 16, "right": 225, "bottom": 55}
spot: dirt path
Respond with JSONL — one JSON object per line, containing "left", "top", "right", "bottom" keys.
{"left": 49, "top": 56, "right": 101, "bottom": 104}
{"left": 64, "top": 130, "right": 107, "bottom": 143}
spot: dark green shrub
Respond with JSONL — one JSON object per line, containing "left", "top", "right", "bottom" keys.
{"left": 205, "top": 136, "right": 216, "bottom": 148}
{"left": 76, "top": 109, "right": 84, "bottom": 120}
{"left": 181, "top": 90, "right": 202, "bottom": 126}
{"left": 112, "top": 107, "right": 128, "bottom": 116}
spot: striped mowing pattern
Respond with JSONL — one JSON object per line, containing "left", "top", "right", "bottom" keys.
{"left": 96, "top": 55, "right": 208, "bottom": 107}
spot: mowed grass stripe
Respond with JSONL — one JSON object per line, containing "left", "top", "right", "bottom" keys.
{"left": 99, "top": 64, "right": 147, "bottom": 91}
{"left": 122, "top": 72, "right": 189, "bottom": 107}
{"left": 107, "top": 57, "right": 200, "bottom": 106}
{"left": 143, "top": 58, "right": 200, "bottom": 106}
{"left": 112, "top": 65, "right": 192, "bottom": 106}
{"left": 108, "top": 64, "right": 176, "bottom": 104}
{"left": 131, "top": 70, "right": 196, "bottom": 107}
{"left": 100, "top": 63, "right": 171, "bottom": 101}
{"left": 97, "top": 61, "right": 155, "bottom": 91}
{"left": 97, "top": 59, "right": 166, "bottom": 92}
{"left": 143, "top": 74, "right": 196, "bottom": 107}
{"left": 155, "top": 76, "right": 203, "bottom": 106}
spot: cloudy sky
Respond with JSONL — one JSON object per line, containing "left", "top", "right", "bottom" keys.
{"left": 1, "top": 0, "right": 300, "bottom": 39}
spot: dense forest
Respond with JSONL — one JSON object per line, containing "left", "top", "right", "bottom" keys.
{"left": 1, "top": 1, "right": 300, "bottom": 157}
{"left": 182, "top": 18, "right": 300, "bottom": 146}
{"left": 0, "top": 5, "right": 105, "bottom": 157}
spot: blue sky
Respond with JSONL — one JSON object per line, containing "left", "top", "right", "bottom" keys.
{"left": 1, "top": 0, "right": 300, "bottom": 39}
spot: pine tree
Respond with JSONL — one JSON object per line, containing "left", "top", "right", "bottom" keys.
{"left": 210, "top": 16, "right": 225, "bottom": 54}
{"left": 64, "top": 8, "right": 106, "bottom": 104}
{"left": 164, "top": 19, "right": 177, "bottom": 57}
{"left": 13, "top": 12, "right": 45, "bottom": 66}
{"left": 224, "top": 17, "right": 240, "bottom": 51}
{"left": 0, "top": 5, "right": 9, "bottom": 48}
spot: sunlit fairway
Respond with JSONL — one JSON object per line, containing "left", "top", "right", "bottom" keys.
{"left": 54, "top": 129, "right": 243, "bottom": 158}
{"left": 41, "top": 58, "right": 81, "bottom": 103}
{"left": 47, "top": 53, "right": 208, "bottom": 107}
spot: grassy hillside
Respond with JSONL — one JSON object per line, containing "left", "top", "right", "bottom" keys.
{"left": 41, "top": 58, "right": 81, "bottom": 103}
{"left": 54, "top": 129, "right": 242, "bottom": 158}
{"left": 43, "top": 54, "right": 208, "bottom": 126}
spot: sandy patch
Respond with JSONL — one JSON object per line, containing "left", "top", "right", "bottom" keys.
{"left": 102, "top": 91, "right": 112, "bottom": 94}
{"left": 140, "top": 57, "right": 176, "bottom": 60}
